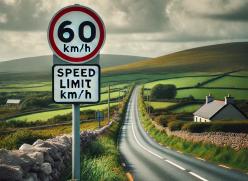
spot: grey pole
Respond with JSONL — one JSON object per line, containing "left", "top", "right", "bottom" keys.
{"left": 72, "top": 103, "right": 81, "bottom": 181}
{"left": 108, "top": 84, "right": 110, "bottom": 123}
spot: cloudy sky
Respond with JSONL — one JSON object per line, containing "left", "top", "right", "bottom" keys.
{"left": 0, "top": 0, "right": 248, "bottom": 61}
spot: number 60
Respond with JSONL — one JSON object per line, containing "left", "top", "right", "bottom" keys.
{"left": 58, "top": 20, "right": 96, "bottom": 43}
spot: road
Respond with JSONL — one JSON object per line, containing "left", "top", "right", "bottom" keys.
{"left": 119, "top": 87, "right": 248, "bottom": 181}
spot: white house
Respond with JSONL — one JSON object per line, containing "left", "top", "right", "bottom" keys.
{"left": 193, "top": 94, "right": 247, "bottom": 122}
{"left": 6, "top": 99, "right": 21, "bottom": 108}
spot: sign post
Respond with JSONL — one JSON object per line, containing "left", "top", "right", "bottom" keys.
{"left": 48, "top": 4, "right": 105, "bottom": 181}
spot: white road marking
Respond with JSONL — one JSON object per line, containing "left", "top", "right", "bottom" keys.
{"left": 177, "top": 151, "right": 183, "bottom": 154}
{"left": 129, "top": 94, "right": 209, "bottom": 181}
{"left": 165, "top": 160, "right": 186, "bottom": 171}
{"left": 219, "top": 164, "right": 230, "bottom": 169}
{"left": 131, "top": 123, "right": 163, "bottom": 159}
{"left": 189, "top": 172, "right": 208, "bottom": 181}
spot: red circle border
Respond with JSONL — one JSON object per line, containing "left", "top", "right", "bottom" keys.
{"left": 48, "top": 5, "right": 105, "bottom": 63}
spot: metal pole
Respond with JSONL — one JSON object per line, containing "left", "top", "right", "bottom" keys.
{"left": 72, "top": 103, "right": 80, "bottom": 181}
{"left": 108, "top": 84, "right": 110, "bottom": 123}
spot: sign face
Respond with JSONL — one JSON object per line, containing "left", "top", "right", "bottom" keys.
{"left": 53, "top": 65, "right": 100, "bottom": 103}
{"left": 48, "top": 5, "right": 105, "bottom": 63}
{"left": 96, "top": 111, "right": 104, "bottom": 121}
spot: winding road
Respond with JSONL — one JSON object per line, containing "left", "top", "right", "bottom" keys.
{"left": 119, "top": 87, "right": 248, "bottom": 181}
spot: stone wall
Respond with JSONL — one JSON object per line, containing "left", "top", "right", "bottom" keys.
{"left": 0, "top": 122, "right": 112, "bottom": 181}
{"left": 151, "top": 120, "right": 248, "bottom": 151}
{"left": 166, "top": 127, "right": 248, "bottom": 151}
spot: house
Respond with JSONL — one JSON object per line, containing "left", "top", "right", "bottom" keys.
{"left": 193, "top": 94, "right": 247, "bottom": 122}
{"left": 6, "top": 99, "right": 21, "bottom": 108}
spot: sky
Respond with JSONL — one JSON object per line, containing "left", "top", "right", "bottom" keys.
{"left": 0, "top": 0, "right": 248, "bottom": 61}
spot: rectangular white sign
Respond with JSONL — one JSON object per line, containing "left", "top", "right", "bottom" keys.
{"left": 53, "top": 65, "right": 100, "bottom": 103}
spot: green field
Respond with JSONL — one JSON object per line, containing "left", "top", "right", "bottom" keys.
{"left": 9, "top": 103, "right": 119, "bottom": 122}
{"left": 230, "top": 71, "right": 248, "bottom": 76}
{"left": 144, "top": 76, "right": 214, "bottom": 89}
{"left": 171, "top": 104, "right": 202, "bottom": 113}
{"left": 204, "top": 76, "right": 248, "bottom": 88}
{"left": 145, "top": 101, "right": 177, "bottom": 109}
{"left": 176, "top": 88, "right": 248, "bottom": 100}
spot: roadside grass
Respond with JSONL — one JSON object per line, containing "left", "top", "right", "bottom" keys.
{"left": 138, "top": 87, "right": 248, "bottom": 172}
{"left": 64, "top": 86, "right": 133, "bottom": 181}
{"left": 0, "top": 120, "right": 107, "bottom": 150}
{"left": 79, "top": 121, "right": 126, "bottom": 181}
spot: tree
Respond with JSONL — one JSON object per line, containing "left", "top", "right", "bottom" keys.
{"left": 150, "top": 84, "right": 177, "bottom": 100}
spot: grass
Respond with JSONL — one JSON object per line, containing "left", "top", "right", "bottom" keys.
{"left": 145, "top": 101, "right": 177, "bottom": 109}
{"left": 78, "top": 121, "right": 126, "bottom": 181}
{"left": 103, "top": 42, "right": 248, "bottom": 74}
{"left": 139, "top": 87, "right": 248, "bottom": 172}
{"left": 171, "top": 104, "right": 201, "bottom": 113}
{"left": 230, "top": 71, "right": 248, "bottom": 76}
{"left": 176, "top": 88, "right": 248, "bottom": 100}
{"left": 204, "top": 76, "right": 248, "bottom": 88}
{"left": 144, "top": 76, "right": 215, "bottom": 89}
{"left": 9, "top": 103, "right": 119, "bottom": 122}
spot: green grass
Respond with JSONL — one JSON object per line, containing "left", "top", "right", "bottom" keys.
{"left": 101, "top": 91, "right": 125, "bottom": 101}
{"left": 139, "top": 87, "right": 248, "bottom": 172}
{"left": 230, "top": 71, "right": 248, "bottom": 76}
{"left": 145, "top": 101, "right": 177, "bottom": 109}
{"left": 171, "top": 104, "right": 201, "bottom": 113}
{"left": 144, "top": 76, "right": 214, "bottom": 89}
{"left": 9, "top": 103, "right": 119, "bottom": 122}
{"left": 204, "top": 76, "right": 248, "bottom": 88}
{"left": 78, "top": 122, "right": 126, "bottom": 181}
{"left": 176, "top": 88, "right": 248, "bottom": 100}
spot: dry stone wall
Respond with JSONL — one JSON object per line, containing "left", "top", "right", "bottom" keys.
{"left": 166, "top": 127, "right": 248, "bottom": 151}
{"left": 0, "top": 122, "right": 112, "bottom": 181}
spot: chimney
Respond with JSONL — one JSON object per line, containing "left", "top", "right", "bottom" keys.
{"left": 206, "top": 93, "right": 214, "bottom": 104}
{"left": 225, "top": 94, "right": 234, "bottom": 104}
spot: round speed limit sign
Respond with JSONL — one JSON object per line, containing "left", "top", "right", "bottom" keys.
{"left": 48, "top": 5, "right": 105, "bottom": 63}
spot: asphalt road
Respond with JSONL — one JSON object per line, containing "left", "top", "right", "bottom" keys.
{"left": 119, "top": 87, "right": 248, "bottom": 181}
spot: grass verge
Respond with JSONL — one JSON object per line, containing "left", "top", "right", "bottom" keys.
{"left": 138, "top": 86, "right": 248, "bottom": 172}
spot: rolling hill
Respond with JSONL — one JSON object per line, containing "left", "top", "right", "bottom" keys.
{"left": 0, "top": 54, "right": 147, "bottom": 73}
{"left": 103, "top": 42, "right": 248, "bottom": 74}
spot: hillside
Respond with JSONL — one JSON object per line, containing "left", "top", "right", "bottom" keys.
{"left": 103, "top": 42, "right": 248, "bottom": 74}
{"left": 0, "top": 54, "right": 147, "bottom": 73}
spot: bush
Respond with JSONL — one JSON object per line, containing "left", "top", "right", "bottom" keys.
{"left": 182, "top": 121, "right": 248, "bottom": 133}
{"left": 150, "top": 84, "right": 177, "bottom": 100}
{"left": 168, "top": 121, "right": 185, "bottom": 131}
{"left": 0, "top": 130, "right": 51, "bottom": 150}
{"left": 182, "top": 122, "right": 211, "bottom": 133}
{"left": 154, "top": 115, "right": 168, "bottom": 127}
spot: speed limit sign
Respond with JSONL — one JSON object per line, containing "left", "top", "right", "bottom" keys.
{"left": 48, "top": 5, "right": 105, "bottom": 63}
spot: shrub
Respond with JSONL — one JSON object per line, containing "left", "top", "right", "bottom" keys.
{"left": 168, "top": 121, "right": 185, "bottom": 131}
{"left": 0, "top": 130, "right": 51, "bottom": 150}
{"left": 182, "top": 122, "right": 212, "bottom": 133}
{"left": 182, "top": 121, "right": 248, "bottom": 133}
{"left": 154, "top": 115, "right": 168, "bottom": 127}
{"left": 150, "top": 84, "right": 177, "bottom": 100}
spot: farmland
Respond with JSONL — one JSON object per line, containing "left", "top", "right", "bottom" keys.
{"left": 8, "top": 102, "right": 119, "bottom": 122}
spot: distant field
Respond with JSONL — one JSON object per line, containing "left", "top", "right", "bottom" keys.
{"left": 204, "top": 76, "right": 248, "bottom": 88}
{"left": 176, "top": 89, "right": 248, "bottom": 100}
{"left": 144, "top": 76, "right": 215, "bottom": 89}
{"left": 145, "top": 101, "right": 177, "bottom": 109}
{"left": 9, "top": 103, "right": 119, "bottom": 122}
{"left": 171, "top": 104, "right": 202, "bottom": 113}
{"left": 230, "top": 71, "right": 248, "bottom": 76}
